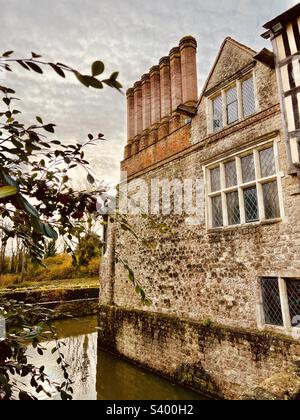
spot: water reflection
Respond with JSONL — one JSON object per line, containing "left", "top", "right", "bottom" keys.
{"left": 27, "top": 316, "right": 205, "bottom": 400}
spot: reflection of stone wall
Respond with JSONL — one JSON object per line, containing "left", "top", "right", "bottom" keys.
{"left": 98, "top": 305, "right": 300, "bottom": 400}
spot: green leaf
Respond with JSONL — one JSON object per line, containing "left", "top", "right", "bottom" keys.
{"left": 87, "top": 173, "right": 95, "bottom": 184}
{"left": 88, "top": 77, "right": 103, "bottom": 89}
{"left": 75, "top": 73, "right": 91, "bottom": 88}
{"left": 26, "top": 62, "right": 43, "bottom": 74}
{"left": 0, "top": 186, "right": 17, "bottom": 199}
{"left": 36, "top": 116, "right": 43, "bottom": 124}
{"left": 31, "top": 52, "right": 42, "bottom": 58}
{"left": 17, "top": 60, "right": 30, "bottom": 71}
{"left": 91, "top": 61, "right": 105, "bottom": 76}
{"left": 18, "top": 196, "right": 40, "bottom": 218}
{"left": 43, "top": 124, "right": 56, "bottom": 133}
{"left": 42, "top": 224, "right": 58, "bottom": 240}
{"left": 49, "top": 63, "right": 65, "bottom": 78}
{"left": 110, "top": 71, "right": 119, "bottom": 81}
{"left": 2, "top": 50, "right": 14, "bottom": 57}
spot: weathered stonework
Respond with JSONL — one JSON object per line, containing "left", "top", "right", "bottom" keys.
{"left": 98, "top": 306, "right": 300, "bottom": 399}
{"left": 99, "top": 33, "right": 300, "bottom": 399}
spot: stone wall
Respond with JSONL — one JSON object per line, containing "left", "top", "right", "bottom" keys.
{"left": 2, "top": 287, "right": 99, "bottom": 319}
{"left": 98, "top": 305, "right": 300, "bottom": 399}
{"left": 99, "top": 37, "right": 300, "bottom": 398}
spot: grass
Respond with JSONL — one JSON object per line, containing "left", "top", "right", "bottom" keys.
{"left": 0, "top": 277, "right": 99, "bottom": 294}
{"left": 0, "top": 253, "right": 100, "bottom": 292}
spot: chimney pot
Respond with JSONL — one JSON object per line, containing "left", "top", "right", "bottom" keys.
{"left": 126, "top": 87, "right": 134, "bottom": 97}
{"left": 179, "top": 35, "right": 197, "bottom": 49}
{"left": 159, "top": 56, "right": 170, "bottom": 67}
{"left": 141, "top": 73, "right": 150, "bottom": 84}
{"left": 134, "top": 81, "right": 142, "bottom": 90}
{"left": 169, "top": 47, "right": 180, "bottom": 60}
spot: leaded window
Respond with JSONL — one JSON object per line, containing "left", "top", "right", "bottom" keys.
{"left": 227, "top": 191, "right": 240, "bottom": 225}
{"left": 261, "top": 277, "right": 300, "bottom": 331}
{"left": 261, "top": 277, "right": 284, "bottom": 326}
{"left": 209, "top": 74, "right": 256, "bottom": 133}
{"left": 226, "top": 86, "right": 238, "bottom": 124}
{"left": 260, "top": 147, "right": 276, "bottom": 177}
{"left": 242, "top": 77, "right": 256, "bottom": 117}
{"left": 244, "top": 187, "right": 259, "bottom": 222}
{"left": 212, "top": 95, "right": 223, "bottom": 132}
{"left": 207, "top": 143, "right": 282, "bottom": 228}
{"left": 225, "top": 160, "right": 237, "bottom": 188}
{"left": 262, "top": 182, "right": 280, "bottom": 219}
{"left": 211, "top": 195, "right": 223, "bottom": 227}
{"left": 241, "top": 154, "right": 256, "bottom": 183}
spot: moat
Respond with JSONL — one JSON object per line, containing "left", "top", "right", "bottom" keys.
{"left": 27, "top": 316, "right": 206, "bottom": 400}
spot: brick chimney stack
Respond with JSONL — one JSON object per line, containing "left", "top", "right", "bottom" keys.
{"left": 133, "top": 81, "right": 143, "bottom": 138}
{"left": 141, "top": 74, "right": 151, "bottom": 131}
{"left": 124, "top": 36, "right": 198, "bottom": 159}
{"left": 150, "top": 65, "right": 161, "bottom": 126}
{"left": 179, "top": 36, "right": 198, "bottom": 106}
{"left": 126, "top": 88, "right": 135, "bottom": 142}
{"left": 169, "top": 47, "right": 183, "bottom": 112}
{"left": 159, "top": 56, "right": 171, "bottom": 119}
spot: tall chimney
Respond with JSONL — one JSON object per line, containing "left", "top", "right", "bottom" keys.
{"left": 141, "top": 74, "right": 151, "bottom": 131}
{"left": 150, "top": 65, "right": 161, "bottom": 125}
{"left": 169, "top": 47, "right": 183, "bottom": 112}
{"left": 133, "top": 81, "right": 143, "bottom": 138}
{"left": 159, "top": 57, "right": 171, "bottom": 120}
{"left": 126, "top": 88, "right": 135, "bottom": 143}
{"left": 179, "top": 36, "right": 198, "bottom": 106}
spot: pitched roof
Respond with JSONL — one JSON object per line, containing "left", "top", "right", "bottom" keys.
{"left": 198, "top": 37, "right": 257, "bottom": 106}
{"left": 263, "top": 3, "right": 300, "bottom": 30}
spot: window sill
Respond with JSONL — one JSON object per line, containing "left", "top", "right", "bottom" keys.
{"left": 208, "top": 218, "right": 282, "bottom": 233}
{"left": 258, "top": 324, "right": 300, "bottom": 340}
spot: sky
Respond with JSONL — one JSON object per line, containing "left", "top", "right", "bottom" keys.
{"left": 0, "top": 0, "right": 298, "bottom": 187}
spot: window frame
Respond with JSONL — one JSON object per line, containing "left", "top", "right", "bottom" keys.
{"left": 208, "top": 71, "right": 258, "bottom": 134}
{"left": 205, "top": 139, "right": 284, "bottom": 230}
{"left": 258, "top": 276, "right": 300, "bottom": 337}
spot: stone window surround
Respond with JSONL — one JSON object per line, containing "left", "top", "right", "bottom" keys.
{"left": 257, "top": 276, "right": 300, "bottom": 338}
{"left": 204, "top": 138, "right": 285, "bottom": 230}
{"left": 207, "top": 70, "right": 260, "bottom": 135}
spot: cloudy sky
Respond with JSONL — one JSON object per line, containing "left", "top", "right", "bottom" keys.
{"left": 1, "top": 0, "right": 297, "bottom": 186}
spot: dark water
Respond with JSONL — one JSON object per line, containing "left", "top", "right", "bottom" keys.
{"left": 27, "top": 316, "right": 206, "bottom": 400}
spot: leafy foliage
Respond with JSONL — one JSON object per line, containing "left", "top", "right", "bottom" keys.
{"left": 0, "top": 52, "right": 123, "bottom": 266}
{"left": 0, "top": 299, "right": 73, "bottom": 400}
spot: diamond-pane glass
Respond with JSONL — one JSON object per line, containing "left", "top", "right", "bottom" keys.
{"left": 211, "top": 195, "right": 223, "bottom": 227}
{"left": 242, "top": 77, "right": 256, "bottom": 117}
{"left": 241, "top": 154, "right": 256, "bottom": 183}
{"left": 287, "top": 280, "right": 300, "bottom": 327}
{"left": 210, "top": 166, "right": 221, "bottom": 192}
{"left": 226, "top": 86, "right": 238, "bottom": 124}
{"left": 213, "top": 95, "right": 223, "bottom": 132}
{"left": 263, "top": 181, "right": 280, "bottom": 219}
{"left": 260, "top": 147, "right": 276, "bottom": 178}
{"left": 261, "top": 278, "right": 283, "bottom": 326}
{"left": 244, "top": 187, "right": 259, "bottom": 222}
{"left": 225, "top": 160, "right": 237, "bottom": 188}
{"left": 227, "top": 191, "right": 240, "bottom": 225}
